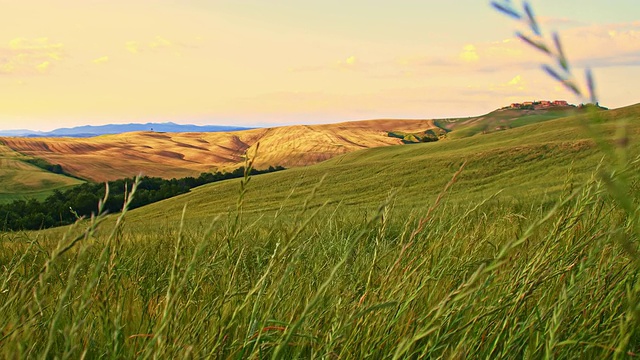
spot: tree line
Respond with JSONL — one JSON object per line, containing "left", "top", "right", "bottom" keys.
{"left": 1, "top": 166, "right": 285, "bottom": 231}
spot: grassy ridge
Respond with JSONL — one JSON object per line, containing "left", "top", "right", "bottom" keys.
{"left": 113, "top": 104, "right": 639, "bottom": 229}
{"left": 0, "top": 105, "right": 639, "bottom": 358}
{"left": 443, "top": 106, "right": 585, "bottom": 139}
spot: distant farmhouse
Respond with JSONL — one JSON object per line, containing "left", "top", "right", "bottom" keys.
{"left": 509, "top": 100, "right": 571, "bottom": 110}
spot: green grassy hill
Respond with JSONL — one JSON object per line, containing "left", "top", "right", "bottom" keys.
{"left": 120, "top": 104, "right": 639, "bottom": 228}
{"left": 0, "top": 105, "right": 605, "bottom": 206}
{"left": 0, "top": 142, "right": 83, "bottom": 204}
{"left": 440, "top": 106, "right": 590, "bottom": 139}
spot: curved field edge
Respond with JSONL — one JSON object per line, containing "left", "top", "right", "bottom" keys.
{"left": 0, "top": 142, "right": 83, "bottom": 204}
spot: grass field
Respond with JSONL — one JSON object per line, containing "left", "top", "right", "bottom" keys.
{"left": 442, "top": 106, "right": 587, "bottom": 140}
{"left": 0, "top": 143, "right": 83, "bottom": 204}
{"left": 0, "top": 105, "right": 639, "bottom": 358}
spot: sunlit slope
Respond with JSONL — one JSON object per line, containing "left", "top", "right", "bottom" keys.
{"left": 122, "top": 104, "right": 640, "bottom": 228}
{"left": 441, "top": 106, "right": 585, "bottom": 139}
{"left": 0, "top": 142, "right": 83, "bottom": 203}
{"left": 1, "top": 119, "right": 437, "bottom": 182}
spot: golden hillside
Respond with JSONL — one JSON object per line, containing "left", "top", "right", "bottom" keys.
{"left": 1, "top": 119, "right": 437, "bottom": 182}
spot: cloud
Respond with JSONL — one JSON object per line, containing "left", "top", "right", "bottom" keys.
{"left": 126, "top": 36, "right": 178, "bottom": 54}
{"left": 9, "top": 37, "right": 62, "bottom": 52}
{"left": 36, "top": 61, "right": 51, "bottom": 72}
{"left": 92, "top": 56, "right": 109, "bottom": 64}
{"left": 507, "top": 75, "right": 522, "bottom": 86}
{"left": 460, "top": 44, "right": 479, "bottom": 63}
{"left": 149, "top": 36, "right": 172, "bottom": 49}
{"left": 564, "top": 22, "right": 640, "bottom": 68}
{"left": 0, "top": 37, "right": 64, "bottom": 75}
{"left": 393, "top": 41, "right": 536, "bottom": 78}
{"left": 336, "top": 55, "right": 360, "bottom": 70}
{"left": 125, "top": 41, "right": 139, "bottom": 54}
{"left": 494, "top": 74, "right": 528, "bottom": 92}
{"left": 392, "top": 21, "right": 640, "bottom": 80}
{"left": 292, "top": 55, "right": 366, "bottom": 73}
{"left": 345, "top": 55, "right": 356, "bottom": 65}
{"left": 455, "top": 75, "right": 532, "bottom": 101}
{"left": 477, "top": 21, "right": 640, "bottom": 70}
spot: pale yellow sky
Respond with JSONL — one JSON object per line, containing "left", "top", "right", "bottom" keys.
{"left": 0, "top": 0, "right": 638, "bottom": 131}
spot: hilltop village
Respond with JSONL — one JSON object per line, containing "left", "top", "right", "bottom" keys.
{"left": 508, "top": 100, "right": 570, "bottom": 110}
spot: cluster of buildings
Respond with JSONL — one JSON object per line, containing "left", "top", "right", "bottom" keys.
{"left": 509, "top": 100, "right": 570, "bottom": 109}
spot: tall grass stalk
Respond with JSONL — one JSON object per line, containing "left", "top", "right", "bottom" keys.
{"left": 493, "top": 3, "right": 640, "bottom": 357}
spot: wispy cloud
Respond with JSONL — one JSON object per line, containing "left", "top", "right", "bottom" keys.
{"left": 149, "top": 36, "right": 172, "bottom": 49}
{"left": 459, "top": 44, "right": 479, "bottom": 63}
{"left": 392, "top": 40, "right": 539, "bottom": 78}
{"left": 0, "top": 37, "right": 64, "bottom": 75}
{"left": 392, "top": 21, "right": 640, "bottom": 80}
{"left": 36, "top": 61, "right": 51, "bottom": 72}
{"left": 92, "top": 56, "right": 110, "bottom": 64}
{"left": 336, "top": 55, "right": 361, "bottom": 70}
{"left": 565, "top": 22, "right": 640, "bottom": 68}
{"left": 488, "top": 74, "right": 532, "bottom": 94}
{"left": 292, "top": 55, "right": 367, "bottom": 73}
{"left": 477, "top": 21, "right": 640, "bottom": 70}
{"left": 507, "top": 75, "right": 523, "bottom": 87}
{"left": 125, "top": 41, "right": 139, "bottom": 54}
{"left": 125, "top": 36, "right": 182, "bottom": 55}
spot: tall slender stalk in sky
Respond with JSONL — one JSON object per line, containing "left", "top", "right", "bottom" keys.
{"left": 491, "top": 0, "right": 597, "bottom": 104}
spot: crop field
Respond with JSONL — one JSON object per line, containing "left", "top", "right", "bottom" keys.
{"left": 0, "top": 142, "right": 83, "bottom": 204}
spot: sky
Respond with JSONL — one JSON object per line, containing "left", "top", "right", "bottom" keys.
{"left": 0, "top": 0, "right": 638, "bottom": 131}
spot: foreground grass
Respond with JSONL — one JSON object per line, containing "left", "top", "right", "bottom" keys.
{"left": 1, "top": 105, "right": 639, "bottom": 358}
{"left": 1, "top": 160, "right": 639, "bottom": 358}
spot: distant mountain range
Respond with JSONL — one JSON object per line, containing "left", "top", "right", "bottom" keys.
{"left": 0, "top": 122, "right": 253, "bottom": 137}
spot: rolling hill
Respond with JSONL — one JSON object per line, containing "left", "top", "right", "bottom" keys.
{"left": 0, "top": 119, "right": 439, "bottom": 182}
{"left": 437, "top": 105, "right": 592, "bottom": 139}
{"left": 0, "top": 104, "right": 627, "bottom": 198}
{"left": 112, "top": 103, "right": 639, "bottom": 229}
